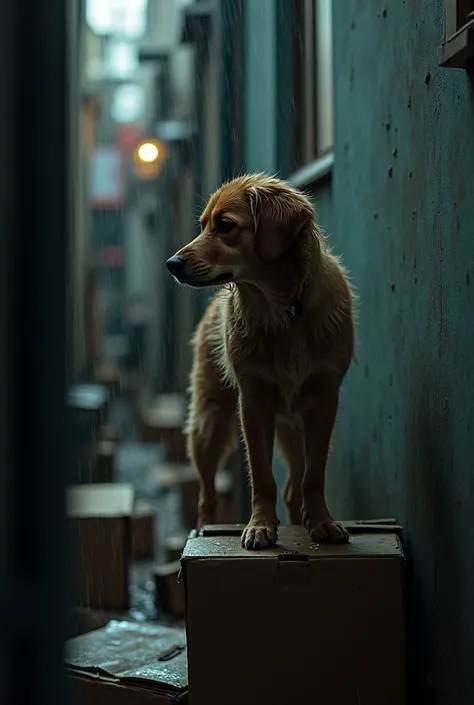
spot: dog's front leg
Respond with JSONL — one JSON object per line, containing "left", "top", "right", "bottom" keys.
{"left": 239, "top": 384, "right": 278, "bottom": 550}
{"left": 301, "top": 386, "right": 349, "bottom": 543}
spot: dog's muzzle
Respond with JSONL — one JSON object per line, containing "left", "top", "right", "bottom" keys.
{"left": 166, "top": 255, "right": 234, "bottom": 287}
{"left": 166, "top": 255, "right": 187, "bottom": 278}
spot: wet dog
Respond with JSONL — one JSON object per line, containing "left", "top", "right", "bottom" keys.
{"left": 166, "top": 174, "right": 355, "bottom": 549}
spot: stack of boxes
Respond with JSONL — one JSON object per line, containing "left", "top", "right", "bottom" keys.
{"left": 66, "top": 382, "right": 405, "bottom": 703}
{"left": 66, "top": 520, "right": 406, "bottom": 704}
{"left": 67, "top": 483, "right": 135, "bottom": 612}
{"left": 67, "top": 380, "right": 158, "bottom": 626}
{"left": 69, "top": 384, "right": 122, "bottom": 484}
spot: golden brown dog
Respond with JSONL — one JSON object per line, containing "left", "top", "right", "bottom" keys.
{"left": 166, "top": 174, "right": 355, "bottom": 550}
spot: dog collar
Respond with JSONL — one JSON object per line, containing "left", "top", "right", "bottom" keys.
{"left": 287, "top": 299, "right": 302, "bottom": 321}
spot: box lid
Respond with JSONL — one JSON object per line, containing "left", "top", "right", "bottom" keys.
{"left": 67, "top": 484, "right": 135, "bottom": 518}
{"left": 66, "top": 620, "right": 188, "bottom": 693}
{"left": 182, "top": 523, "right": 404, "bottom": 561}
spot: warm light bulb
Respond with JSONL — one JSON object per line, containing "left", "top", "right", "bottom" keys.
{"left": 137, "top": 142, "right": 159, "bottom": 163}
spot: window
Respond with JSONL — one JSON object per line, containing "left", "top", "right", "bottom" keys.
{"left": 315, "top": 0, "right": 334, "bottom": 155}
{"left": 439, "top": 0, "right": 474, "bottom": 68}
{"left": 291, "top": 0, "right": 334, "bottom": 174}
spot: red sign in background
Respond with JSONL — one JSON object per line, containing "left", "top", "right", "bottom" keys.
{"left": 115, "top": 124, "right": 142, "bottom": 154}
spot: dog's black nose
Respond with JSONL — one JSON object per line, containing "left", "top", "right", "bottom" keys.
{"left": 166, "top": 256, "right": 186, "bottom": 277}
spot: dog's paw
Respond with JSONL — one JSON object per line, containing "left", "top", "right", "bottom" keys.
{"left": 241, "top": 517, "right": 278, "bottom": 550}
{"left": 302, "top": 510, "right": 349, "bottom": 544}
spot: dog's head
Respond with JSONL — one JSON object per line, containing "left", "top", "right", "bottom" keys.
{"left": 165, "top": 174, "right": 314, "bottom": 288}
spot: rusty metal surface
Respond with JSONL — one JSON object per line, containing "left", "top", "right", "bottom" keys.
{"left": 326, "top": 1, "right": 474, "bottom": 702}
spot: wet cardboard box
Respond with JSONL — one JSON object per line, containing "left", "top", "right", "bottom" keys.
{"left": 131, "top": 499, "right": 156, "bottom": 560}
{"left": 181, "top": 523, "right": 406, "bottom": 705}
{"left": 66, "top": 619, "right": 188, "bottom": 704}
{"left": 154, "top": 561, "right": 185, "bottom": 618}
{"left": 67, "top": 483, "right": 135, "bottom": 611}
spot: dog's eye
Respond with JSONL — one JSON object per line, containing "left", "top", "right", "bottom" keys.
{"left": 215, "top": 219, "right": 235, "bottom": 234}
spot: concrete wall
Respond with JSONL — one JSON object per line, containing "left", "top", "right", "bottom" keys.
{"left": 325, "top": 1, "right": 474, "bottom": 701}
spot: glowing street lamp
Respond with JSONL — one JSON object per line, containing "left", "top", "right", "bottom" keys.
{"left": 133, "top": 138, "right": 167, "bottom": 179}
{"left": 137, "top": 141, "right": 159, "bottom": 163}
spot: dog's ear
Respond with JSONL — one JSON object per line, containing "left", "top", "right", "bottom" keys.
{"left": 249, "top": 184, "right": 313, "bottom": 264}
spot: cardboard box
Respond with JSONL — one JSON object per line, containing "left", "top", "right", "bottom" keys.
{"left": 67, "top": 483, "right": 135, "bottom": 611}
{"left": 66, "top": 619, "right": 188, "bottom": 704}
{"left": 131, "top": 500, "right": 156, "bottom": 560}
{"left": 154, "top": 561, "right": 185, "bottom": 618}
{"left": 182, "top": 524, "right": 406, "bottom": 705}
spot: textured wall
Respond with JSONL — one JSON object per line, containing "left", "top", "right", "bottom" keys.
{"left": 327, "top": 1, "right": 474, "bottom": 702}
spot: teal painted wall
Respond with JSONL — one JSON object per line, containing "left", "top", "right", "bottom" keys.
{"left": 243, "top": 0, "right": 277, "bottom": 175}
{"left": 325, "top": 1, "right": 474, "bottom": 701}
{"left": 308, "top": 182, "right": 334, "bottom": 240}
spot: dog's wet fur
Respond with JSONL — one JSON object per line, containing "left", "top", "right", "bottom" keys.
{"left": 166, "top": 174, "right": 355, "bottom": 549}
